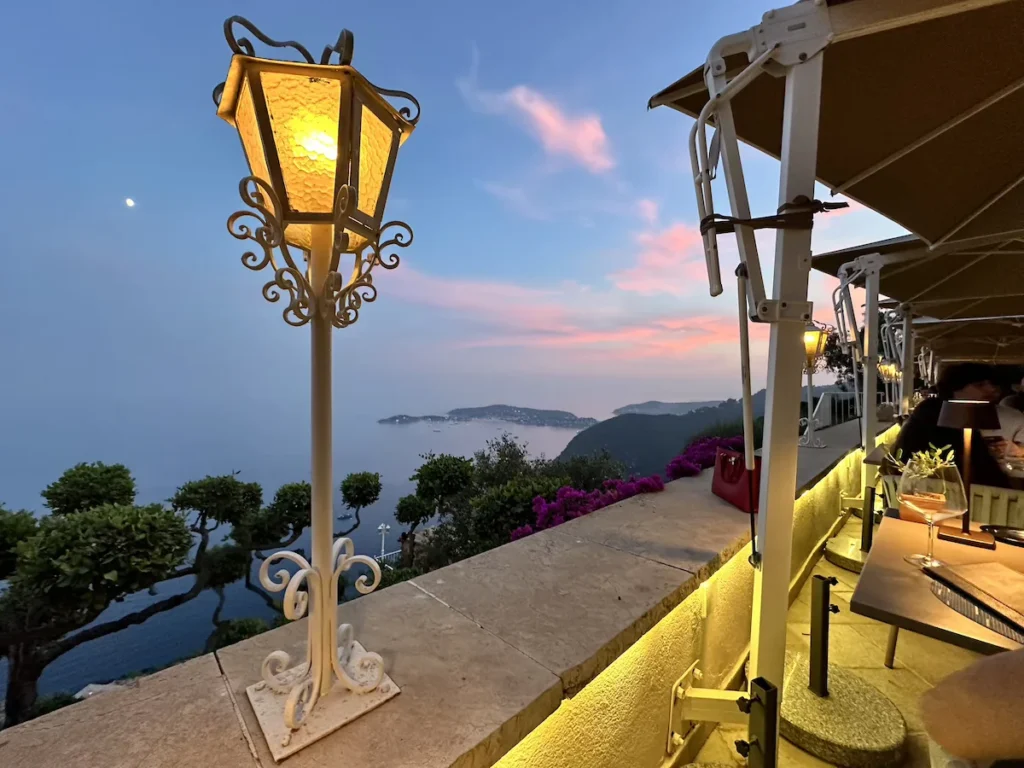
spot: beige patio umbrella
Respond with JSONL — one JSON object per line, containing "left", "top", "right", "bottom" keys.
{"left": 648, "top": 0, "right": 1024, "bottom": 759}
{"left": 650, "top": 1, "right": 1024, "bottom": 250}
{"left": 814, "top": 237, "right": 1024, "bottom": 366}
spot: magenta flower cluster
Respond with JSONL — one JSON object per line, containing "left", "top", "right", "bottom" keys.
{"left": 665, "top": 435, "right": 745, "bottom": 480}
{"left": 510, "top": 475, "right": 665, "bottom": 542}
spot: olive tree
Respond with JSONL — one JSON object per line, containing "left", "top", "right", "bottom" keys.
{"left": 0, "top": 464, "right": 308, "bottom": 725}
{"left": 338, "top": 472, "right": 381, "bottom": 535}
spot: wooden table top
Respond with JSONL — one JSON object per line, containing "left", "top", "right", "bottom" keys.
{"left": 850, "top": 517, "right": 1024, "bottom": 654}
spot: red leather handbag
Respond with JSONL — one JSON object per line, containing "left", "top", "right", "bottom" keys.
{"left": 712, "top": 448, "right": 762, "bottom": 514}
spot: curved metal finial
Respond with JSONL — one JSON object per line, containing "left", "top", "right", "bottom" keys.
{"left": 365, "top": 80, "right": 421, "bottom": 126}
{"left": 223, "top": 16, "right": 316, "bottom": 63}
{"left": 214, "top": 18, "right": 358, "bottom": 106}
{"left": 321, "top": 29, "right": 354, "bottom": 65}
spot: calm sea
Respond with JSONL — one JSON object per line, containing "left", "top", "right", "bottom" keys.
{"left": 0, "top": 419, "right": 578, "bottom": 697}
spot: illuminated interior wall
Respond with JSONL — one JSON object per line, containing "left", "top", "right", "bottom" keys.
{"left": 494, "top": 427, "right": 899, "bottom": 768}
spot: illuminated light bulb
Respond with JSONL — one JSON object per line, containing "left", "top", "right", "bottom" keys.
{"left": 288, "top": 112, "right": 339, "bottom": 163}
{"left": 296, "top": 130, "right": 338, "bottom": 161}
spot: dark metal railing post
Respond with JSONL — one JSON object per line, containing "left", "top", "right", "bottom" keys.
{"left": 736, "top": 677, "right": 779, "bottom": 768}
{"left": 861, "top": 482, "right": 876, "bottom": 552}
{"left": 809, "top": 575, "right": 840, "bottom": 697}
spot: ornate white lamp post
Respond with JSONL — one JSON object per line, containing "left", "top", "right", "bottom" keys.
{"left": 798, "top": 322, "right": 829, "bottom": 449}
{"left": 213, "top": 16, "right": 419, "bottom": 759}
{"left": 377, "top": 522, "right": 391, "bottom": 559}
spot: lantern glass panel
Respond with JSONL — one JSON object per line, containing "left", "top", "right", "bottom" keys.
{"left": 261, "top": 71, "right": 342, "bottom": 215}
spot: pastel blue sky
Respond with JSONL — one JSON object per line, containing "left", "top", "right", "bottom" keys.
{"left": 1, "top": 0, "right": 905, "bottom": 446}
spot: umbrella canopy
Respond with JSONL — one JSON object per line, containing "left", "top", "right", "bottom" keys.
{"left": 814, "top": 236, "right": 1024, "bottom": 363}
{"left": 915, "top": 323, "right": 1024, "bottom": 364}
{"left": 650, "top": 0, "right": 1024, "bottom": 250}
{"left": 813, "top": 237, "right": 1024, "bottom": 321}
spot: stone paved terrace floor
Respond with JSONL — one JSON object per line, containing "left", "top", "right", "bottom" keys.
{"left": 692, "top": 518, "right": 984, "bottom": 767}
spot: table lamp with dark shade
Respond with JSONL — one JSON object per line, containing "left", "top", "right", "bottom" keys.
{"left": 937, "top": 399, "right": 1000, "bottom": 549}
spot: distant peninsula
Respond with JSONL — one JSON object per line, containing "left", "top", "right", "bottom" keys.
{"left": 613, "top": 400, "right": 721, "bottom": 416}
{"left": 378, "top": 405, "right": 598, "bottom": 429}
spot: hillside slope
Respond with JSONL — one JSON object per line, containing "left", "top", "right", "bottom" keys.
{"left": 559, "top": 391, "right": 767, "bottom": 476}
{"left": 613, "top": 400, "right": 721, "bottom": 416}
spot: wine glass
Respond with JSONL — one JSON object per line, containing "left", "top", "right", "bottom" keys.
{"left": 897, "top": 463, "right": 967, "bottom": 568}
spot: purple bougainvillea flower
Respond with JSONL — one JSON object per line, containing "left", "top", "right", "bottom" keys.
{"left": 511, "top": 524, "right": 534, "bottom": 541}
{"left": 524, "top": 472, "right": 667, "bottom": 537}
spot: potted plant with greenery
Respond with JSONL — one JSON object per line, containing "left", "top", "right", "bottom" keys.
{"left": 887, "top": 444, "right": 968, "bottom": 568}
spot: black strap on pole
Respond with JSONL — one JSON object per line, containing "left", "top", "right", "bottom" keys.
{"left": 700, "top": 196, "right": 848, "bottom": 237}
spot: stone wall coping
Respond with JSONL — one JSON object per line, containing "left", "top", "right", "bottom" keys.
{"left": 1, "top": 419, "right": 875, "bottom": 768}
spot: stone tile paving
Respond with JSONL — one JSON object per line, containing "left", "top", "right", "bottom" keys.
{"left": 692, "top": 525, "right": 983, "bottom": 767}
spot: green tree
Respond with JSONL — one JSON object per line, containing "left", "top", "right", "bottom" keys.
{"left": 544, "top": 452, "right": 623, "bottom": 492}
{"left": 0, "top": 503, "right": 193, "bottom": 723}
{"left": 464, "top": 475, "right": 567, "bottom": 554}
{"left": 421, "top": 475, "right": 565, "bottom": 567}
{"left": 823, "top": 329, "right": 855, "bottom": 386}
{"left": 339, "top": 472, "right": 381, "bottom": 534}
{"left": 472, "top": 434, "right": 536, "bottom": 487}
{"left": 412, "top": 453, "right": 474, "bottom": 510}
{"left": 0, "top": 468, "right": 308, "bottom": 726}
{"left": 394, "top": 493, "right": 432, "bottom": 534}
{"left": 231, "top": 481, "right": 310, "bottom": 552}
{"left": 41, "top": 462, "right": 136, "bottom": 515}
{"left": 0, "top": 506, "right": 37, "bottom": 579}
{"left": 171, "top": 472, "right": 262, "bottom": 529}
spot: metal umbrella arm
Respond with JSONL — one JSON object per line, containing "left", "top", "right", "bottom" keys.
{"left": 687, "top": 1, "right": 840, "bottom": 321}
{"left": 832, "top": 271, "right": 863, "bottom": 417}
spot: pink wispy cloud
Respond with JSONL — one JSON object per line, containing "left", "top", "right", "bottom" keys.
{"left": 610, "top": 223, "right": 708, "bottom": 296}
{"left": 636, "top": 198, "right": 659, "bottom": 225}
{"left": 385, "top": 267, "right": 752, "bottom": 362}
{"left": 457, "top": 49, "right": 614, "bottom": 173}
{"left": 386, "top": 268, "right": 569, "bottom": 334}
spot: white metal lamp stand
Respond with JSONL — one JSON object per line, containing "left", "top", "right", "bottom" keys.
{"left": 212, "top": 16, "right": 419, "bottom": 760}
{"left": 798, "top": 322, "right": 829, "bottom": 449}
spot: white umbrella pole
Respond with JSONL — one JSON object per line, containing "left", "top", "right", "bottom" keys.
{"left": 900, "top": 314, "right": 914, "bottom": 415}
{"left": 862, "top": 270, "right": 880, "bottom": 450}
{"left": 749, "top": 51, "right": 824, "bottom": 697}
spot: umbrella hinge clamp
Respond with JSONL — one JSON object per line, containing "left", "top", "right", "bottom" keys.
{"left": 667, "top": 661, "right": 749, "bottom": 757}
{"left": 753, "top": 299, "right": 813, "bottom": 324}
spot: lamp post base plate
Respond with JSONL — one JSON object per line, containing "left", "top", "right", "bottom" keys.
{"left": 246, "top": 641, "right": 400, "bottom": 762}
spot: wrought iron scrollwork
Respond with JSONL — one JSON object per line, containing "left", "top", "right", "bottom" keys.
{"left": 224, "top": 15, "right": 316, "bottom": 63}
{"left": 320, "top": 29, "right": 354, "bottom": 65}
{"left": 227, "top": 176, "right": 413, "bottom": 330}
{"left": 365, "top": 80, "right": 421, "bottom": 126}
{"left": 212, "top": 18, "right": 359, "bottom": 106}
{"left": 255, "top": 538, "right": 386, "bottom": 734}
{"left": 227, "top": 177, "right": 316, "bottom": 327}
{"left": 326, "top": 220, "right": 412, "bottom": 329}
{"left": 374, "top": 221, "right": 414, "bottom": 269}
